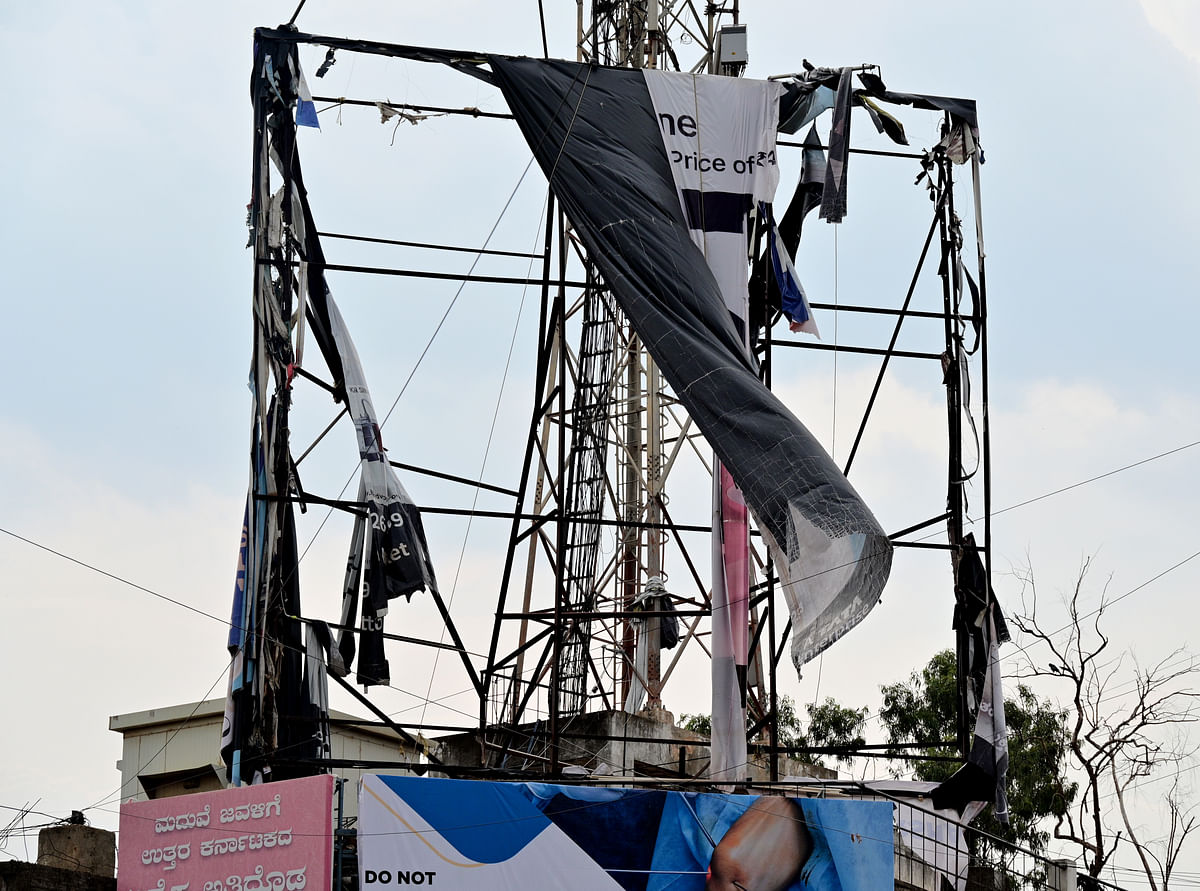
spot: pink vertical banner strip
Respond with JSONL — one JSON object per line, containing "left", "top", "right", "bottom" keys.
{"left": 711, "top": 460, "right": 749, "bottom": 781}
{"left": 719, "top": 463, "right": 750, "bottom": 669}
{"left": 118, "top": 775, "right": 335, "bottom": 891}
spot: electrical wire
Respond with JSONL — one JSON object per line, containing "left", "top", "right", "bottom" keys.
{"left": 0, "top": 523, "right": 543, "bottom": 759}
{"left": 0, "top": 527, "right": 230, "bottom": 627}
{"left": 416, "top": 194, "right": 545, "bottom": 727}
{"left": 7, "top": 434, "right": 1196, "bottom": 729}
{"left": 985, "top": 439, "right": 1199, "bottom": 524}
{"left": 1000, "top": 549, "right": 1200, "bottom": 666}
{"left": 287, "top": 123, "right": 547, "bottom": 587}
{"left": 83, "top": 662, "right": 233, "bottom": 817}
{"left": 5, "top": 507, "right": 1191, "bottom": 752}
{"left": 0, "top": 805, "right": 60, "bottom": 822}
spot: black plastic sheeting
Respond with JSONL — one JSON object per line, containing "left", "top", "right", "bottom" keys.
{"left": 488, "top": 57, "right": 892, "bottom": 671}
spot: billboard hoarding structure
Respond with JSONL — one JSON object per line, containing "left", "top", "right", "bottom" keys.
{"left": 358, "top": 774, "right": 893, "bottom": 890}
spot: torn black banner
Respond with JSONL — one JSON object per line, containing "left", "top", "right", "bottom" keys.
{"left": 488, "top": 57, "right": 892, "bottom": 675}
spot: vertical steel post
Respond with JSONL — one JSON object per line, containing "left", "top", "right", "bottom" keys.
{"left": 935, "top": 131, "right": 971, "bottom": 758}
{"left": 549, "top": 208, "right": 570, "bottom": 773}
{"left": 481, "top": 191, "right": 558, "bottom": 748}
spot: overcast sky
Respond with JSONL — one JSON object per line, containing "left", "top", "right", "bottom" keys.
{"left": 2, "top": 1, "right": 1198, "bottom": 885}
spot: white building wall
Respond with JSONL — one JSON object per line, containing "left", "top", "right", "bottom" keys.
{"left": 109, "top": 699, "right": 421, "bottom": 820}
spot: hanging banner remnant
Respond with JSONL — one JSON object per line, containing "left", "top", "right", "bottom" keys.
{"left": 488, "top": 58, "right": 892, "bottom": 676}
{"left": 322, "top": 292, "right": 441, "bottom": 688}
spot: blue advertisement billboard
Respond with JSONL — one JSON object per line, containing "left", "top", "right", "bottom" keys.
{"left": 358, "top": 775, "right": 893, "bottom": 890}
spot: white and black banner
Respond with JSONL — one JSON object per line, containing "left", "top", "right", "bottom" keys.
{"left": 643, "top": 71, "right": 784, "bottom": 781}
{"left": 643, "top": 70, "right": 783, "bottom": 322}
{"left": 323, "top": 292, "right": 440, "bottom": 687}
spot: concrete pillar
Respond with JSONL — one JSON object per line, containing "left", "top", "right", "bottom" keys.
{"left": 1048, "top": 859, "right": 1077, "bottom": 891}
{"left": 37, "top": 826, "right": 115, "bottom": 878}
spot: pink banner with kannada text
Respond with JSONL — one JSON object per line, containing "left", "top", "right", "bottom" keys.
{"left": 118, "top": 775, "right": 334, "bottom": 891}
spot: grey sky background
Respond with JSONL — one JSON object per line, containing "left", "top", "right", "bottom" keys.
{"left": 2, "top": 0, "right": 1198, "bottom": 883}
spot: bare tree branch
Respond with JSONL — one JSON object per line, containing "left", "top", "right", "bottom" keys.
{"left": 1013, "top": 558, "right": 1198, "bottom": 885}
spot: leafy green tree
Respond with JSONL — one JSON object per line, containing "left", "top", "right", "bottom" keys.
{"left": 681, "top": 695, "right": 868, "bottom": 768}
{"left": 683, "top": 649, "right": 1075, "bottom": 862}
{"left": 880, "top": 648, "right": 1076, "bottom": 858}
{"left": 680, "top": 710, "right": 712, "bottom": 737}
{"left": 793, "top": 697, "right": 868, "bottom": 767}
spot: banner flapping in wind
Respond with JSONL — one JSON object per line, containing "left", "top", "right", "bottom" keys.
{"left": 489, "top": 57, "right": 893, "bottom": 679}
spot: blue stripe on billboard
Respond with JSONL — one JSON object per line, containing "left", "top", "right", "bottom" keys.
{"left": 376, "top": 776, "right": 549, "bottom": 864}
